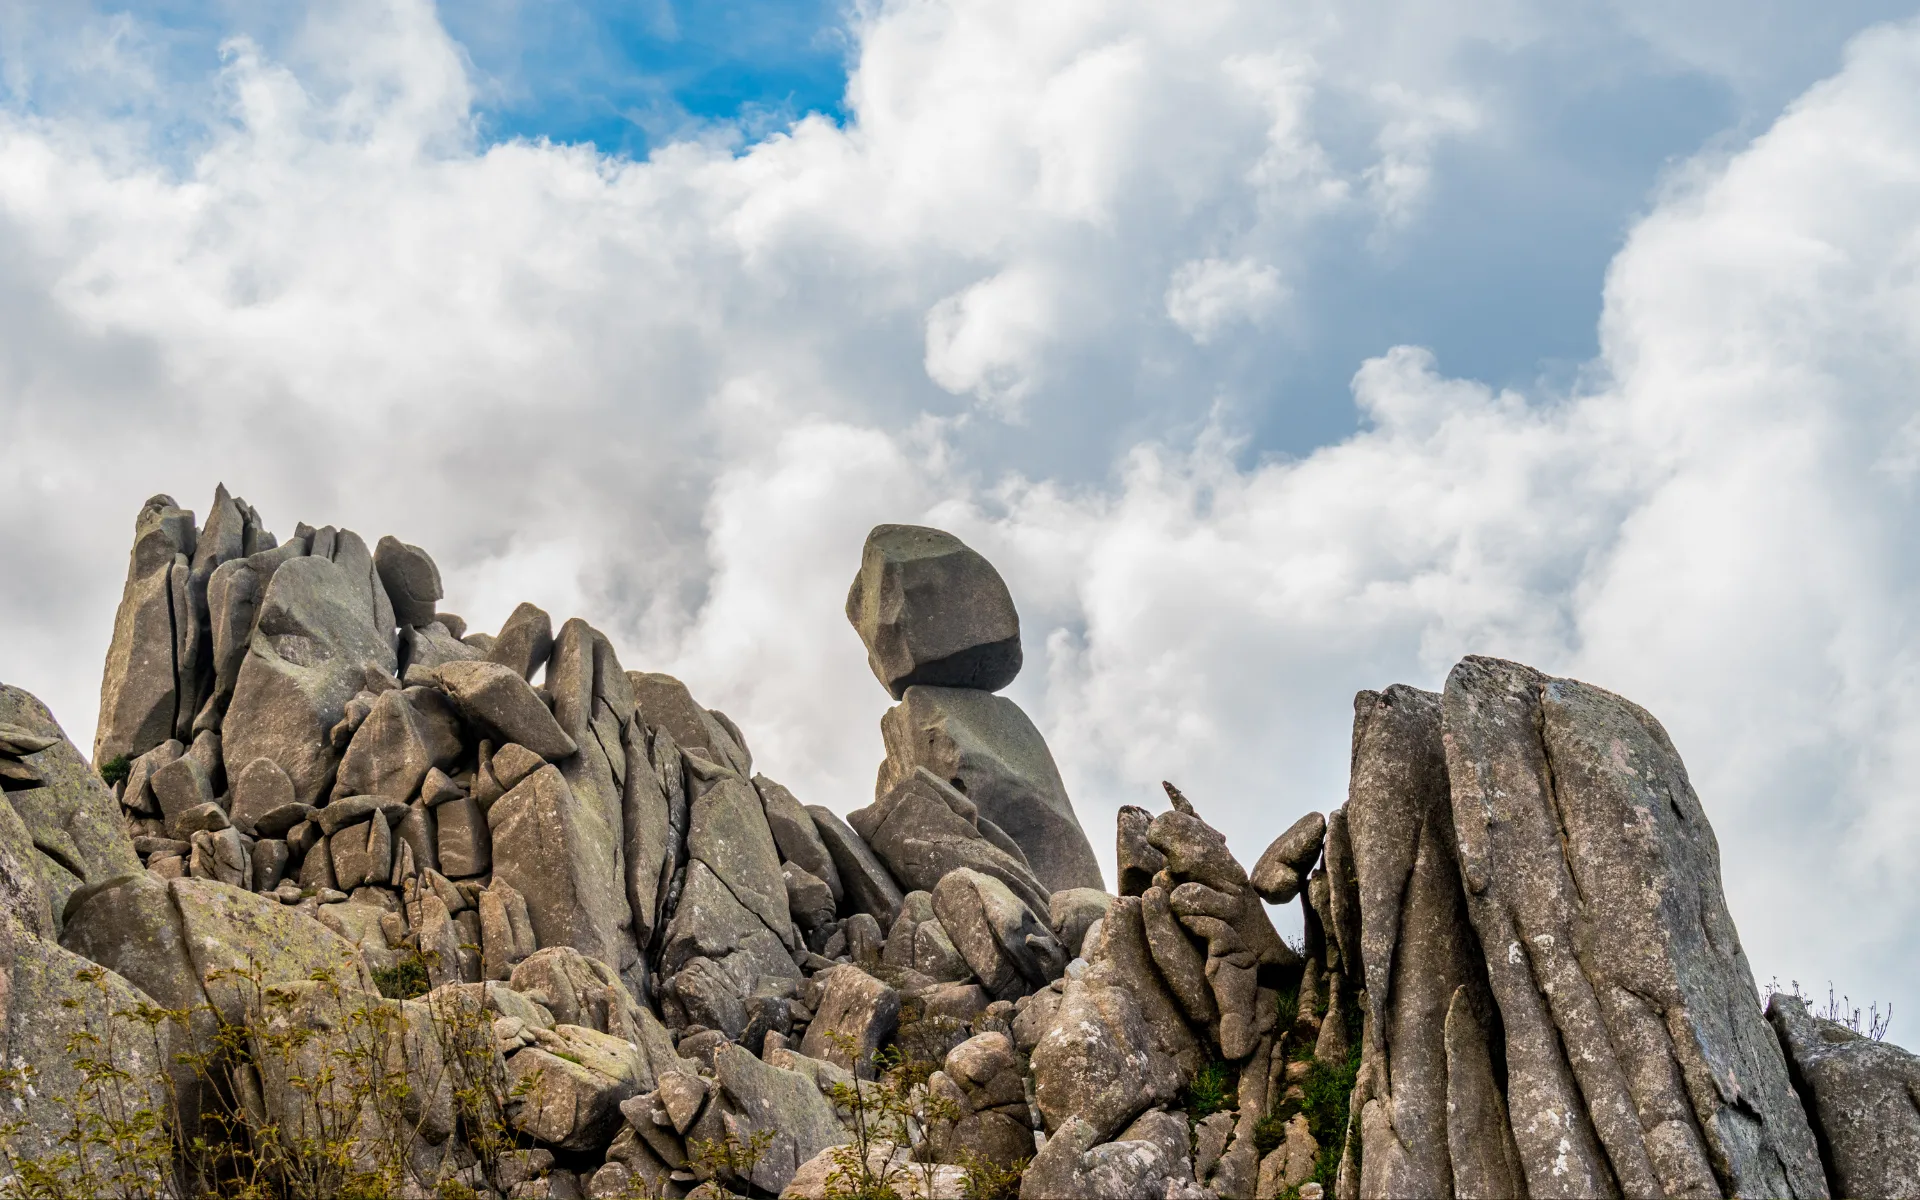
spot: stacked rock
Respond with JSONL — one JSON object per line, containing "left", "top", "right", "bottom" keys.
{"left": 6, "top": 494, "right": 1906, "bottom": 1199}
{"left": 846, "top": 524, "right": 1104, "bottom": 894}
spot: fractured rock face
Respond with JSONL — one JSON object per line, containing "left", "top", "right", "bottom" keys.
{"left": 223, "top": 552, "right": 399, "bottom": 808}
{"left": 1768, "top": 993, "right": 1920, "bottom": 1199}
{"left": 1442, "top": 655, "right": 1827, "bottom": 1199}
{"left": 95, "top": 495, "right": 197, "bottom": 766}
{"left": 809, "top": 803, "right": 905, "bottom": 926}
{"left": 489, "top": 764, "right": 632, "bottom": 982}
{"left": 0, "top": 684, "right": 141, "bottom": 927}
{"left": 852, "top": 767, "right": 1052, "bottom": 922}
{"left": 846, "top": 524, "right": 1022, "bottom": 699}
{"left": 876, "top": 686, "right": 1102, "bottom": 894}
{"left": 1339, "top": 684, "right": 1507, "bottom": 1200}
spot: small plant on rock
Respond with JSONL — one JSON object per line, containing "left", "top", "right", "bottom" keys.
{"left": 688, "top": 1125, "right": 775, "bottom": 1199}
{"left": 1182, "top": 1059, "right": 1235, "bottom": 1121}
{"left": 98, "top": 754, "right": 131, "bottom": 787}
{"left": 956, "top": 1150, "right": 1026, "bottom": 1200}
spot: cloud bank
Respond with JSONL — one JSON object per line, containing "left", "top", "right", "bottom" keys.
{"left": 2, "top": 0, "right": 1919, "bottom": 1015}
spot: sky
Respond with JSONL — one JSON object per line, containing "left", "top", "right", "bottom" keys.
{"left": 1, "top": 0, "right": 1919, "bottom": 1028}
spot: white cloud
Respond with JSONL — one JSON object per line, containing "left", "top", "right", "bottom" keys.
{"left": 1165, "top": 256, "right": 1283, "bottom": 343}
{"left": 2, "top": 0, "right": 1920, "bottom": 1021}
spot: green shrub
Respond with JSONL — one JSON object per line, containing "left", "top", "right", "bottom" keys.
{"left": 1301, "top": 1041, "right": 1362, "bottom": 1188}
{"left": 98, "top": 755, "right": 131, "bottom": 787}
{"left": 958, "top": 1151, "right": 1027, "bottom": 1200}
{"left": 371, "top": 951, "right": 432, "bottom": 1000}
{"left": 1182, "top": 1059, "right": 1235, "bottom": 1121}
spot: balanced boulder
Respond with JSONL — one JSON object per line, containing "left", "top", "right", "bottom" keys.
{"left": 845, "top": 524, "right": 1022, "bottom": 698}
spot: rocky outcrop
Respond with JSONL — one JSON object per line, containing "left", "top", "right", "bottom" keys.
{"left": 847, "top": 524, "right": 1104, "bottom": 896}
{"left": 875, "top": 686, "right": 1103, "bottom": 893}
{"left": 1441, "top": 657, "right": 1826, "bottom": 1199}
{"left": 1768, "top": 992, "right": 1920, "bottom": 1199}
{"left": 13, "top": 504, "right": 1895, "bottom": 1200}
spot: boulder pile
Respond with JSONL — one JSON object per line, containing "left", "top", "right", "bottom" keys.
{"left": 0, "top": 491, "right": 1908, "bottom": 1198}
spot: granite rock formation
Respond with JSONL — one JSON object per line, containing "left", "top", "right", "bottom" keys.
{"left": 0, "top": 497, "right": 1895, "bottom": 1199}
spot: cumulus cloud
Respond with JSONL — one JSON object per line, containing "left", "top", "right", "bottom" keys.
{"left": 1165, "top": 257, "right": 1284, "bottom": 343}
{"left": 3, "top": 0, "right": 1920, "bottom": 1018}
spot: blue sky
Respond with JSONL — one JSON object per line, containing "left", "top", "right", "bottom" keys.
{"left": 7, "top": 0, "right": 1920, "bottom": 1017}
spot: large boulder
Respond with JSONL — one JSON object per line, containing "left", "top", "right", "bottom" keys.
{"left": 658, "top": 859, "right": 801, "bottom": 999}
{"left": 711, "top": 1042, "right": 850, "bottom": 1194}
{"left": 546, "top": 620, "right": 644, "bottom": 996}
{"left": 94, "top": 495, "right": 196, "bottom": 766}
{"left": 222, "top": 548, "right": 398, "bottom": 808}
{"left": 756, "top": 775, "right": 843, "bottom": 905}
{"left": 508, "top": 1024, "right": 648, "bottom": 1150}
{"left": 490, "top": 764, "right": 632, "bottom": 980}
{"left": 1339, "top": 685, "right": 1511, "bottom": 1200}
{"left": 1029, "top": 896, "right": 1200, "bottom": 1139}
{"left": 845, "top": 524, "right": 1021, "bottom": 698}
{"left": 487, "top": 601, "right": 555, "bottom": 681}
{"left": 0, "top": 919, "right": 174, "bottom": 1192}
{"left": 687, "top": 775, "right": 791, "bottom": 947}
{"left": 808, "top": 804, "right": 904, "bottom": 926}
{"left": 629, "top": 671, "right": 750, "bottom": 776}
{"left": 1441, "top": 656, "right": 1826, "bottom": 1199}
{"left": 373, "top": 535, "right": 443, "bottom": 627}
{"left": 799, "top": 964, "right": 900, "bottom": 1079}
{"left": 931, "top": 868, "right": 1067, "bottom": 1000}
{"left": 852, "top": 768, "right": 1051, "bottom": 920}
{"left": 876, "top": 686, "right": 1101, "bottom": 893}
{"left": 0, "top": 684, "right": 141, "bottom": 926}
{"left": 434, "top": 660, "right": 577, "bottom": 761}
{"left": 1768, "top": 993, "right": 1920, "bottom": 1198}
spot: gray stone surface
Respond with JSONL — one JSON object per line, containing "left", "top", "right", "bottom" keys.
{"left": 712, "top": 1041, "right": 849, "bottom": 1194}
{"left": 489, "top": 764, "right": 631, "bottom": 977}
{"left": 1115, "top": 804, "right": 1164, "bottom": 898}
{"left": 1442, "top": 655, "right": 1827, "bottom": 1200}
{"left": 435, "top": 795, "right": 489, "bottom": 876}
{"left": 332, "top": 687, "right": 442, "bottom": 803}
{"left": 688, "top": 775, "right": 791, "bottom": 947}
{"left": 222, "top": 552, "right": 399, "bottom": 808}
{"left": 95, "top": 495, "right": 195, "bottom": 766}
{"left": 845, "top": 524, "right": 1022, "bottom": 698}
{"left": 1251, "top": 810, "right": 1324, "bottom": 904}
{"left": 3, "top": 922, "right": 173, "bottom": 1183}
{"left": 799, "top": 964, "right": 900, "bottom": 1078}
{"left": 659, "top": 858, "right": 801, "bottom": 997}
{"left": 622, "top": 720, "right": 671, "bottom": 953}
{"left": 400, "top": 621, "right": 484, "bottom": 674}
{"left": 931, "top": 867, "right": 1066, "bottom": 1000}
{"left": 1340, "top": 685, "right": 1502, "bottom": 1200}
{"left": 630, "top": 671, "right": 750, "bottom": 776}
{"left": 373, "top": 535, "right": 442, "bottom": 627}
{"left": 853, "top": 767, "right": 1052, "bottom": 920}
{"left": 876, "top": 686, "right": 1101, "bottom": 893}
{"left": 436, "top": 659, "right": 579, "bottom": 760}
{"left": 809, "top": 803, "right": 904, "bottom": 926}
{"left": 229, "top": 756, "right": 296, "bottom": 834}
{"left": 756, "top": 775, "right": 843, "bottom": 905}
{"left": 1047, "top": 888, "right": 1111, "bottom": 959}
{"left": 1768, "top": 993, "right": 1919, "bottom": 1199}
{"left": 153, "top": 755, "right": 217, "bottom": 836}
{"left": 0, "top": 684, "right": 141, "bottom": 925}
{"left": 1444, "top": 984, "right": 1526, "bottom": 1200}
{"left": 508, "top": 1024, "right": 647, "bottom": 1150}
{"left": 487, "top": 601, "right": 555, "bottom": 681}
{"left": 1030, "top": 895, "right": 1202, "bottom": 1141}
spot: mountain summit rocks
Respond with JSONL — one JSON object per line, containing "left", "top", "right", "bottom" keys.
{"left": 2, "top": 495, "right": 1898, "bottom": 1199}
{"left": 848, "top": 523, "right": 1104, "bottom": 894}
